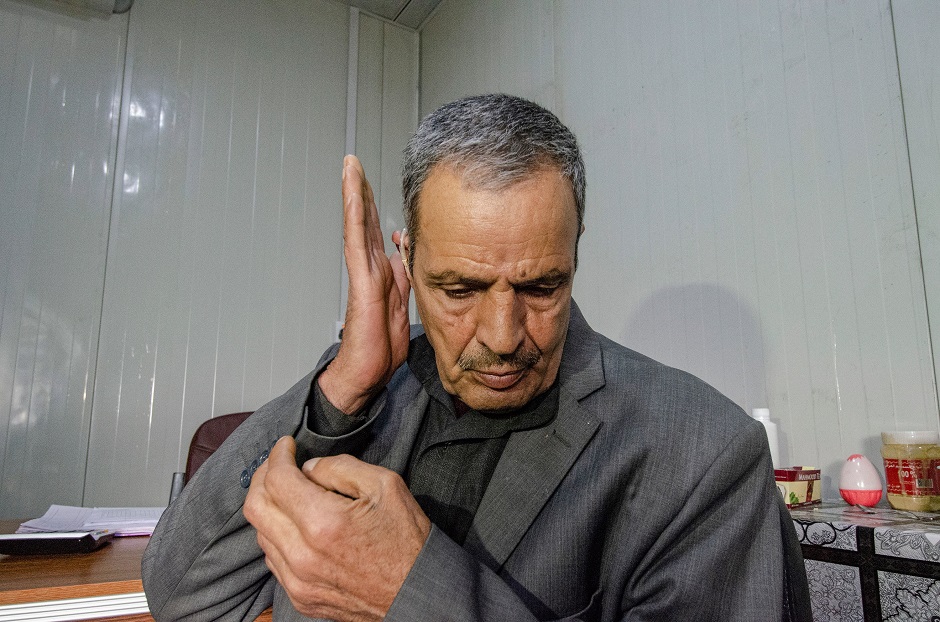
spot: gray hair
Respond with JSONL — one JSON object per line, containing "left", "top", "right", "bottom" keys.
{"left": 401, "top": 94, "right": 586, "bottom": 264}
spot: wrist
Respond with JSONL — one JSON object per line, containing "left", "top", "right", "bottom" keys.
{"left": 317, "top": 362, "right": 376, "bottom": 416}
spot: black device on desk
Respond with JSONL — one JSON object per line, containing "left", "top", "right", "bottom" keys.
{"left": 0, "top": 530, "right": 113, "bottom": 555}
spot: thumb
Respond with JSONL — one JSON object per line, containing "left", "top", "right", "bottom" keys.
{"left": 268, "top": 436, "right": 297, "bottom": 466}
{"left": 301, "top": 457, "right": 320, "bottom": 477}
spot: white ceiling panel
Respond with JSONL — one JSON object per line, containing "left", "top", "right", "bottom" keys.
{"left": 339, "top": 0, "right": 443, "bottom": 29}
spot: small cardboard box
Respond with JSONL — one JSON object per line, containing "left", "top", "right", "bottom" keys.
{"left": 775, "top": 467, "right": 822, "bottom": 508}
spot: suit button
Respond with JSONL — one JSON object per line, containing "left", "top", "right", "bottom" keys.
{"left": 260, "top": 449, "right": 269, "bottom": 463}
{"left": 240, "top": 469, "right": 251, "bottom": 488}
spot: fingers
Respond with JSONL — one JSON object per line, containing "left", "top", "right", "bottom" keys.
{"left": 268, "top": 435, "right": 297, "bottom": 466}
{"left": 342, "top": 156, "right": 383, "bottom": 266}
{"left": 329, "top": 155, "right": 412, "bottom": 414}
{"left": 246, "top": 439, "right": 348, "bottom": 590}
{"left": 341, "top": 156, "right": 409, "bottom": 305}
{"left": 342, "top": 157, "right": 372, "bottom": 272}
{"left": 252, "top": 449, "right": 428, "bottom": 617}
{"left": 256, "top": 436, "right": 306, "bottom": 497}
{"left": 245, "top": 437, "right": 327, "bottom": 541}
{"left": 253, "top": 437, "right": 337, "bottom": 509}
{"left": 244, "top": 438, "right": 300, "bottom": 529}
{"left": 301, "top": 454, "right": 402, "bottom": 502}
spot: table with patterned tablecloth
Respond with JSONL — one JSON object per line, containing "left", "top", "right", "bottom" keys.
{"left": 791, "top": 503, "right": 940, "bottom": 621}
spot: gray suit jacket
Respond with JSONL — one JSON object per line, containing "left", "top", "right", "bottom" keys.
{"left": 143, "top": 302, "right": 797, "bottom": 621}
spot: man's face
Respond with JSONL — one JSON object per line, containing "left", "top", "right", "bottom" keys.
{"left": 408, "top": 165, "right": 579, "bottom": 412}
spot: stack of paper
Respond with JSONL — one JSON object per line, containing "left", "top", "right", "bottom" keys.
{"left": 17, "top": 505, "right": 165, "bottom": 537}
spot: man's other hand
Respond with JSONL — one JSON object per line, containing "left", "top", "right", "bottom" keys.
{"left": 318, "top": 155, "right": 412, "bottom": 415}
{"left": 244, "top": 437, "right": 430, "bottom": 622}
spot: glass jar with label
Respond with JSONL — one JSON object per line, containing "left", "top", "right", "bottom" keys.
{"left": 881, "top": 431, "right": 940, "bottom": 512}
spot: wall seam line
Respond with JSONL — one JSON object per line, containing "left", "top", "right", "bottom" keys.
{"left": 888, "top": 0, "right": 940, "bottom": 419}
{"left": 81, "top": 6, "right": 135, "bottom": 506}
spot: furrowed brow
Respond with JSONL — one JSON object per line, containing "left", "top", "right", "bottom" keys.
{"left": 424, "top": 269, "right": 571, "bottom": 289}
{"left": 512, "top": 269, "right": 571, "bottom": 289}
{"left": 424, "top": 270, "right": 492, "bottom": 288}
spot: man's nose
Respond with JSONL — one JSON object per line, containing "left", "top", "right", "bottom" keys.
{"left": 476, "top": 290, "right": 525, "bottom": 356}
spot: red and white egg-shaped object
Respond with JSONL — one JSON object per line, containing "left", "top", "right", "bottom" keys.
{"left": 839, "top": 454, "right": 883, "bottom": 507}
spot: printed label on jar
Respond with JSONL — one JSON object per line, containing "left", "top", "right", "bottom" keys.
{"left": 883, "top": 458, "right": 936, "bottom": 496}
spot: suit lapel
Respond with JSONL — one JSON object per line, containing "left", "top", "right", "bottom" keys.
{"left": 463, "top": 390, "right": 599, "bottom": 570}
{"left": 463, "top": 301, "right": 605, "bottom": 570}
{"left": 377, "top": 389, "right": 430, "bottom": 474}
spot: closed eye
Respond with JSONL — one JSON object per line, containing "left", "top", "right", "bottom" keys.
{"left": 519, "top": 285, "right": 559, "bottom": 298}
{"left": 443, "top": 287, "right": 479, "bottom": 299}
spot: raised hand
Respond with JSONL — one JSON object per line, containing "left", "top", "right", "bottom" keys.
{"left": 318, "top": 155, "right": 412, "bottom": 414}
{"left": 244, "top": 437, "right": 430, "bottom": 621}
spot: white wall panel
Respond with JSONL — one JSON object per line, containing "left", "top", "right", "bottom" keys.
{"left": 419, "top": 0, "right": 554, "bottom": 115}
{"left": 357, "top": 13, "right": 419, "bottom": 245}
{"left": 421, "top": 0, "right": 937, "bottom": 498}
{"left": 83, "top": 0, "right": 351, "bottom": 507}
{"left": 0, "top": 1, "right": 126, "bottom": 519}
{"left": 378, "top": 22, "right": 418, "bottom": 242}
{"left": 894, "top": 1, "right": 940, "bottom": 420}
{"left": 355, "top": 13, "right": 386, "bottom": 218}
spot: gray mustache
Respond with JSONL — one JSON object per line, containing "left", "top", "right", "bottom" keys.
{"left": 457, "top": 346, "right": 541, "bottom": 371}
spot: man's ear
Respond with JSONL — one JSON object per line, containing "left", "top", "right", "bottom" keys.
{"left": 400, "top": 228, "right": 412, "bottom": 281}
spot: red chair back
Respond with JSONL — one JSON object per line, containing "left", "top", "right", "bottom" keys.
{"left": 184, "top": 411, "right": 253, "bottom": 483}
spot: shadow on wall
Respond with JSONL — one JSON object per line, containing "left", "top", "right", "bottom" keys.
{"left": 619, "top": 283, "right": 789, "bottom": 465}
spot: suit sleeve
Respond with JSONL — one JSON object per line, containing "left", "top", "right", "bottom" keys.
{"left": 141, "top": 365, "right": 386, "bottom": 621}
{"left": 617, "top": 421, "right": 786, "bottom": 620}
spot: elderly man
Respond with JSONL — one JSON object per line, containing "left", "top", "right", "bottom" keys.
{"left": 142, "top": 94, "right": 809, "bottom": 621}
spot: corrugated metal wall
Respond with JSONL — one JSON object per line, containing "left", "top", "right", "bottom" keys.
{"left": 421, "top": 0, "right": 939, "bottom": 499}
{"left": 1, "top": 0, "right": 935, "bottom": 515}
{"left": 0, "top": 0, "right": 419, "bottom": 516}
{"left": 0, "top": 0, "right": 126, "bottom": 518}
{"left": 895, "top": 0, "right": 940, "bottom": 429}
{"left": 83, "top": 0, "right": 354, "bottom": 508}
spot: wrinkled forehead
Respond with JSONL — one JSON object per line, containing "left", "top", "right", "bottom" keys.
{"left": 414, "top": 166, "right": 579, "bottom": 263}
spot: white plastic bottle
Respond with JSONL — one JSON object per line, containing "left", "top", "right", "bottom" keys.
{"left": 751, "top": 408, "right": 780, "bottom": 468}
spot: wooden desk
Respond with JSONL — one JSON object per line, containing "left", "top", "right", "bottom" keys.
{"left": 0, "top": 520, "right": 272, "bottom": 621}
{"left": 0, "top": 519, "right": 151, "bottom": 620}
